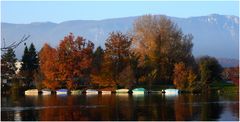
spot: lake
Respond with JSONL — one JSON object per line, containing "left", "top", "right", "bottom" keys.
{"left": 1, "top": 93, "right": 239, "bottom": 121}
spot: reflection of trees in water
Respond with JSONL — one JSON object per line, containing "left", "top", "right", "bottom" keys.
{"left": 174, "top": 94, "right": 224, "bottom": 121}
{"left": 39, "top": 95, "right": 87, "bottom": 121}
{"left": 84, "top": 94, "right": 117, "bottom": 120}
{"left": 174, "top": 94, "right": 193, "bottom": 120}
{"left": 16, "top": 95, "right": 39, "bottom": 121}
{"left": 131, "top": 94, "right": 176, "bottom": 121}
{"left": 200, "top": 93, "right": 223, "bottom": 121}
{"left": 115, "top": 94, "right": 133, "bottom": 120}
{"left": 1, "top": 95, "right": 41, "bottom": 121}
{"left": 229, "top": 93, "right": 239, "bottom": 119}
{"left": 79, "top": 94, "right": 133, "bottom": 120}
{"left": 2, "top": 93, "right": 235, "bottom": 121}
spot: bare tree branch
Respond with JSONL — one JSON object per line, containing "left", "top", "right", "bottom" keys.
{"left": 1, "top": 35, "right": 30, "bottom": 51}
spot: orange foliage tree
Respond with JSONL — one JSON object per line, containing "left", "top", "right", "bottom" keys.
{"left": 173, "top": 62, "right": 198, "bottom": 91}
{"left": 39, "top": 33, "right": 94, "bottom": 90}
{"left": 39, "top": 43, "right": 59, "bottom": 90}
{"left": 173, "top": 62, "right": 189, "bottom": 90}
{"left": 57, "top": 33, "right": 94, "bottom": 90}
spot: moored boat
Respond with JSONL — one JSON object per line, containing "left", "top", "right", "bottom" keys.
{"left": 25, "top": 89, "right": 39, "bottom": 96}
{"left": 41, "top": 89, "right": 51, "bottom": 95}
{"left": 56, "top": 89, "right": 68, "bottom": 95}
{"left": 163, "top": 89, "right": 179, "bottom": 95}
{"left": 132, "top": 88, "right": 146, "bottom": 94}
{"left": 116, "top": 89, "right": 129, "bottom": 93}
{"left": 85, "top": 89, "right": 98, "bottom": 94}
{"left": 101, "top": 91, "right": 112, "bottom": 94}
{"left": 70, "top": 90, "right": 82, "bottom": 95}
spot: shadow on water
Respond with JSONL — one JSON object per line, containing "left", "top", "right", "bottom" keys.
{"left": 1, "top": 93, "right": 239, "bottom": 121}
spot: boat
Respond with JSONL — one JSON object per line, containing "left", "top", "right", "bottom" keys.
{"left": 116, "top": 89, "right": 129, "bottom": 93}
{"left": 101, "top": 91, "right": 112, "bottom": 94}
{"left": 25, "top": 89, "right": 39, "bottom": 96}
{"left": 41, "top": 89, "right": 51, "bottom": 95}
{"left": 85, "top": 89, "right": 98, "bottom": 94}
{"left": 70, "top": 90, "right": 82, "bottom": 95}
{"left": 163, "top": 89, "right": 179, "bottom": 95}
{"left": 56, "top": 89, "right": 68, "bottom": 95}
{"left": 132, "top": 88, "right": 146, "bottom": 94}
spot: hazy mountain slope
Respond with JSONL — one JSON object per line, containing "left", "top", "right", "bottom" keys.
{"left": 217, "top": 58, "right": 239, "bottom": 67}
{"left": 1, "top": 14, "right": 239, "bottom": 62}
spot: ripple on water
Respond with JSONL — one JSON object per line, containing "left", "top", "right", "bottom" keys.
{"left": 1, "top": 105, "right": 106, "bottom": 112}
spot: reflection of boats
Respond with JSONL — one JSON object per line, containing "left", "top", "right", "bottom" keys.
{"left": 41, "top": 89, "right": 51, "bottom": 95}
{"left": 101, "top": 91, "right": 112, "bottom": 94}
{"left": 148, "top": 90, "right": 162, "bottom": 94}
{"left": 163, "top": 89, "right": 179, "bottom": 95}
{"left": 70, "top": 90, "right": 82, "bottom": 95}
{"left": 116, "top": 89, "right": 129, "bottom": 93}
{"left": 25, "top": 89, "right": 39, "bottom": 96}
{"left": 132, "top": 88, "right": 146, "bottom": 94}
{"left": 86, "top": 89, "right": 98, "bottom": 94}
{"left": 56, "top": 89, "right": 68, "bottom": 95}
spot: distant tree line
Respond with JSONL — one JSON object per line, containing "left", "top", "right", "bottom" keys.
{"left": 1, "top": 15, "right": 226, "bottom": 94}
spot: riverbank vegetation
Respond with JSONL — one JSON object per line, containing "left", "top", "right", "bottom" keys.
{"left": 1, "top": 15, "right": 238, "bottom": 95}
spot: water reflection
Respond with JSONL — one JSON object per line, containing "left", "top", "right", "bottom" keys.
{"left": 13, "top": 108, "right": 21, "bottom": 121}
{"left": 1, "top": 93, "right": 239, "bottom": 121}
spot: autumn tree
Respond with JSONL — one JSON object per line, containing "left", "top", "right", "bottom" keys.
{"left": 90, "top": 46, "right": 116, "bottom": 89}
{"left": 132, "top": 15, "right": 195, "bottom": 84}
{"left": 223, "top": 66, "right": 239, "bottom": 86}
{"left": 104, "top": 32, "right": 132, "bottom": 88}
{"left": 173, "top": 62, "right": 199, "bottom": 92}
{"left": 90, "top": 59, "right": 116, "bottom": 89}
{"left": 39, "top": 43, "right": 59, "bottom": 90}
{"left": 57, "top": 33, "right": 94, "bottom": 90}
{"left": 173, "top": 62, "right": 189, "bottom": 90}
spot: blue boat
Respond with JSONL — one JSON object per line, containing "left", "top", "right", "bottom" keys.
{"left": 56, "top": 89, "right": 68, "bottom": 95}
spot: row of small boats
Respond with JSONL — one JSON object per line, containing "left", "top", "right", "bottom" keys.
{"left": 25, "top": 88, "right": 179, "bottom": 96}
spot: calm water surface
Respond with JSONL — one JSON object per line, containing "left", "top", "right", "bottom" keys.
{"left": 1, "top": 93, "right": 239, "bottom": 121}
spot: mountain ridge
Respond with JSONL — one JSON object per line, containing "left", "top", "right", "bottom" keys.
{"left": 1, "top": 14, "right": 239, "bottom": 63}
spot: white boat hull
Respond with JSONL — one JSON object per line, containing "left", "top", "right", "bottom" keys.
{"left": 25, "top": 89, "right": 39, "bottom": 96}
{"left": 164, "top": 89, "right": 179, "bottom": 95}
{"left": 101, "top": 91, "right": 112, "bottom": 94}
{"left": 116, "top": 89, "right": 129, "bottom": 93}
{"left": 86, "top": 89, "right": 98, "bottom": 94}
{"left": 42, "top": 91, "right": 51, "bottom": 95}
{"left": 132, "top": 91, "right": 145, "bottom": 94}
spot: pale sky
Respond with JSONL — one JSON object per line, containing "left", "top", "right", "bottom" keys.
{"left": 1, "top": 1, "right": 239, "bottom": 24}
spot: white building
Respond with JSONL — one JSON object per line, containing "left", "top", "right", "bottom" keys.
{"left": 15, "top": 61, "right": 22, "bottom": 74}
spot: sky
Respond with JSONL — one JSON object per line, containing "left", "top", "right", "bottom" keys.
{"left": 1, "top": 1, "right": 239, "bottom": 24}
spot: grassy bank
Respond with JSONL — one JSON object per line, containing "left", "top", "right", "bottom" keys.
{"left": 210, "top": 82, "right": 239, "bottom": 93}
